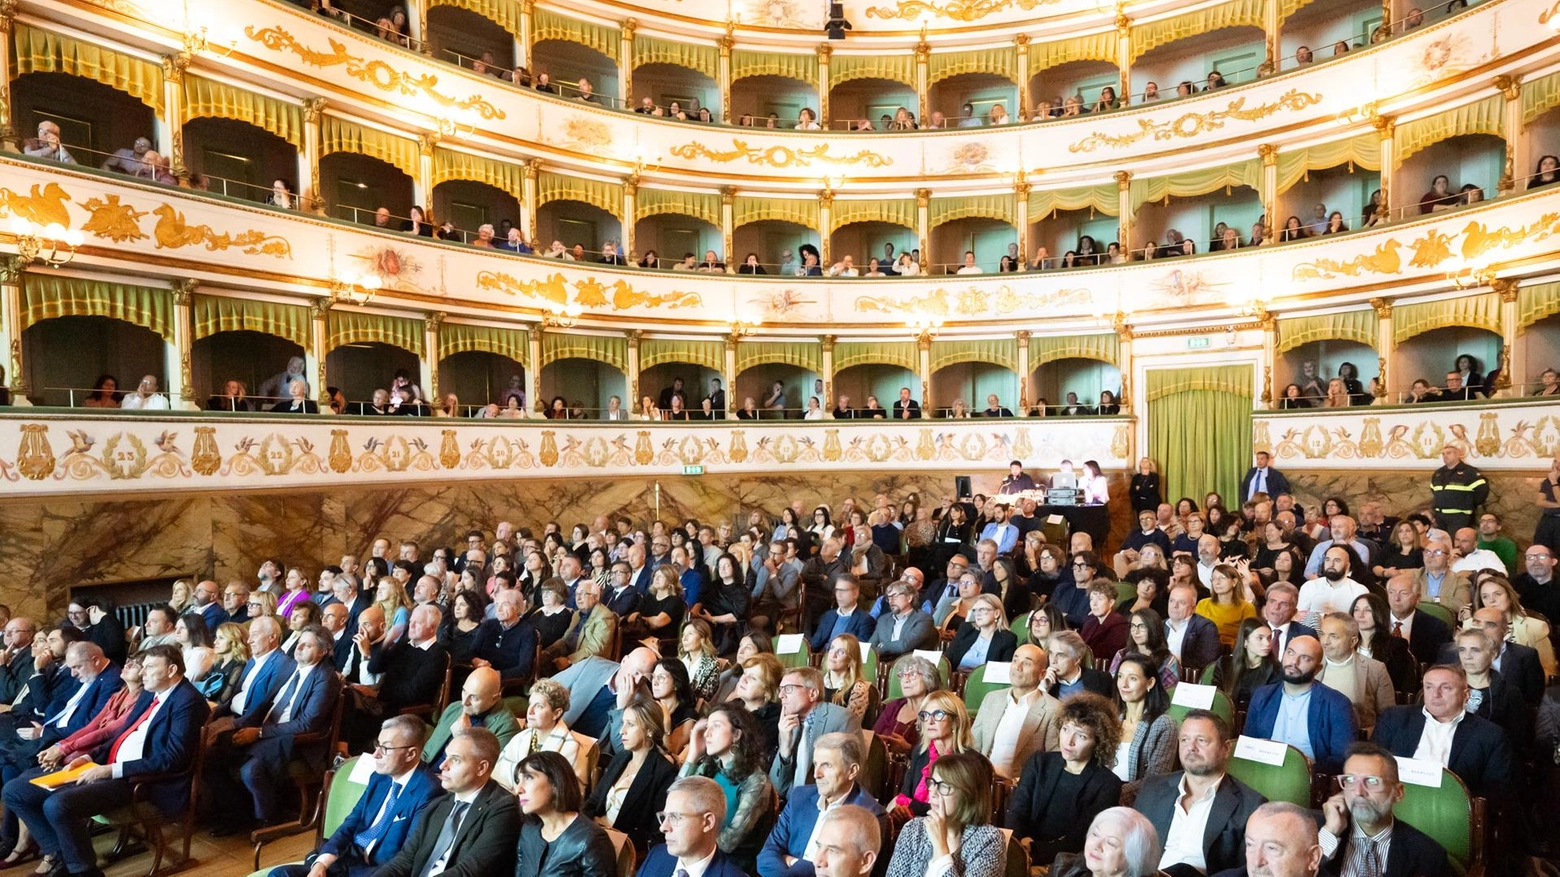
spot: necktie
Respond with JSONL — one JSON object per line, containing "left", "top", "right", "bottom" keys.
{"left": 352, "top": 781, "right": 403, "bottom": 850}
{"left": 795, "top": 713, "right": 816, "bottom": 783}
{"left": 1256, "top": 469, "right": 1267, "bottom": 496}
{"left": 1391, "top": 620, "right": 1404, "bottom": 638}
{"left": 268, "top": 671, "right": 304, "bottom": 724}
{"left": 108, "top": 699, "right": 156, "bottom": 763}
{"left": 675, "top": 869, "right": 690, "bottom": 877}
{"left": 420, "top": 800, "right": 469, "bottom": 877}
{"left": 1360, "top": 838, "right": 1382, "bottom": 877}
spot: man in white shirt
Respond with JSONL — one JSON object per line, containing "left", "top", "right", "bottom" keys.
{"left": 955, "top": 250, "right": 982, "bottom": 274}
{"left": 118, "top": 374, "right": 170, "bottom": 410}
{"left": 604, "top": 395, "right": 627, "bottom": 421}
{"left": 1136, "top": 712, "right": 1267, "bottom": 877}
{"left": 374, "top": 727, "right": 519, "bottom": 877}
{"left": 969, "top": 644, "right": 1061, "bottom": 778}
{"left": 1195, "top": 535, "right": 1221, "bottom": 589}
{"left": 1296, "top": 546, "right": 1368, "bottom": 626}
{"left": 645, "top": 776, "right": 748, "bottom": 877}
{"left": 1450, "top": 527, "right": 1507, "bottom": 576}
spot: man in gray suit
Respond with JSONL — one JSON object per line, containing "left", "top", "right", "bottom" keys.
{"left": 868, "top": 580, "right": 938, "bottom": 664}
{"left": 769, "top": 667, "right": 860, "bottom": 798}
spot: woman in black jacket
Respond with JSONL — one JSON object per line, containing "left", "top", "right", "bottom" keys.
{"left": 946, "top": 594, "right": 1018, "bottom": 671}
{"left": 1006, "top": 693, "right": 1125, "bottom": 864}
{"left": 513, "top": 751, "right": 618, "bottom": 877}
{"left": 1128, "top": 458, "right": 1162, "bottom": 514}
{"left": 582, "top": 699, "right": 679, "bottom": 853}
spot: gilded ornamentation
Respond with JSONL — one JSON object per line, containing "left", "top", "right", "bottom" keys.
{"left": 79, "top": 196, "right": 149, "bottom": 243}
{"left": 729, "top": 431, "right": 748, "bottom": 463}
{"left": 1410, "top": 34, "right": 1487, "bottom": 86}
{"left": 476, "top": 270, "right": 569, "bottom": 306}
{"left": 244, "top": 26, "right": 505, "bottom": 121}
{"left": 15, "top": 424, "right": 54, "bottom": 481}
{"left": 1252, "top": 420, "right": 1272, "bottom": 454}
{"left": 161, "top": 52, "right": 191, "bottom": 83}
{"left": 822, "top": 430, "right": 841, "bottom": 462}
{"left": 1407, "top": 230, "right": 1454, "bottom": 267}
{"left": 303, "top": 97, "right": 327, "bottom": 125}
{"left": 191, "top": 426, "right": 221, "bottom": 475}
{"left": 152, "top": 205, "right": 291, "bottom": 257}
{"left": 101, "top": 432, "right": 149, "bottom": 480}
{"left": 1461, "top": 214, "right": 1560, "bottom": 261}
{"left": 1068, "top": 91, "right": 1322, "bottom": 153}
{"left": 1475, "top": 412, "right": 1502, "bottom": 457}
{"left": 944, "top": 142, "right": 994, "bottom": 174}
{"left": 864, "top": 0, "right": 1058, "bottom": 21}
{"left": 1292, "top": 239, "right": 1402, "bottom": 280}
{"left": 1359, "top": 418, "right": 1384, "bottom": 457}
{"left": 855, "top": 284, "right": 1092, "bottom": 318}
{"left": 548, "top": 116, "right": 614, "bottom": 153}
{"left": 633, "top": 432, "right": 654, "bottom": 465}
{"left": 915, "top": 429, "right": 937, "bottom": 461}
{"left": 0, "top": 183, "right": 72, "bottom": 229}
{"left": 539, "top": 431, "right": 559, "bottom": 466}
{"left": 1149, "top": 269, "right": 1225, "bottom": 304}
{"left": 574, "top": 277, "right": 703, "bottom": 310}
{"left": 748, "top": 289, "right": 816, "bottom": 319}
{"left": 1110, "top": 425, "right": 1129, "bottom": 460}
{"left": 354, "top": 245, "right": 424, "bottom": 290}
{"left": 736, "top": 0, "right": 814, "bottom": 26}
{"left": 1012, "top": 427, "right": 1033, "bottom": 460}
{"left": 669, "top": 140, "right": 892, "bottom": 169}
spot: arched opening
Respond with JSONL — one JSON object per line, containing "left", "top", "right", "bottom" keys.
{"left": 1278, "top": 0, "right": 1385, "bottom": 74}
{"left": 183, "top": 117, "right": 300, "bottom": 205}
{"left": 1133, "top": 185, "right": 1261, "bottom": 255}
{"left": 828, "top": 77, "right": 916, "bottom": 131}
{"left": 1030, "top": 60, "right": 1118, "bottom": 115}
{"left": 931, "top": 218, "right": 1017, "bottom": 275}
{"left": 929, "top": 73, "right": 1018, "bottom": 126}
{"left": 1523, "top": 105, "right": 1560, "bottom": 187}
{"left": 1395, "top": 325, "right": 1502, "bottom": 402}
{"left": 1522, "top": 310, "right": 1560, "bottom": 395}
{"left": 734, "top": 220, "right": 820, "bottom": 275}
{"left": 327, "top": 341, "right": 420, "bottom": 409}
{"left": 1133, "top": 25, "right": 1266, "bottom": 94}
{"left": 539, "top": 357, "right": 627, "bottom": 416}
{"left": 930, "top": 362, "right": 1019, "bottom": 418}
{"left": 437, "top": 350, "right": 526, "bottom": 413}
{"left": 1031, "top": 208, "right": 1122, "bottom": 267}
{"left": 730, "top": 75, "right": 816, "bottom": 127}
{"left": 22, "top": 316, "right": 165, "bottom": 408}
{"left": 633, "top": 64, "right": 718, "bottom": 119}
{"left": 530, "top": 40, "right": 619, "bottom": 106}
{"left": 536, "top": 200, "right": 623, "bottom": 257}
{"left": 427, "top": 6, "right": 514, "bottom": 72}
{"left": 833, "top": 364, "right": 917, "bottom": 416}
{"left": 192, "top": 330, "right": 306, "bottom": 410}
{"left": 319, "top": 152, "right": 415, "bottom": 225}
{"left": 635, "top": 214, "right": 722, "bottom": 266}
{"left": 10, "top": 72, "right": 156, "bottom": 165}
{"left": 737, "top": 363, "right": 820, "bottom": 419}
{"left": 1030, "top": 357, "right": 1122, "bottom": 415}
{"left": 1396, "top": 134, "right": 1506, "bottom": 217}
{"left": 641, "top": 362, "right": 724, "bottom": 416}
{"left": 1276, "top": 339, "right": 1379, "bottom": 404}
{"left": 829, "top": 221, "right": 915, "bottom": 274}
{"left": 1276, "top": 162, "right": 1381, "bottom": 242}
{"left": 433, "top": 179, "right": 522, "bottom": 244}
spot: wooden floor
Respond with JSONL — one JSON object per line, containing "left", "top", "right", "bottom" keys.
{"left": 84, "top": 822, "right": 319, "bottom": 877}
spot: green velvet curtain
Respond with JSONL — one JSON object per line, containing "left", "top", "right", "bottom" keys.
{"left": 1275, "top": 309, "right": 1378, "bottom": 353}
{"left": 828, "top": 53, "right": 915, "bottom": 88}
{"left": 432, "top": 149, "right": 526, "bottom": 201}
{"left": 438, "top": 322, "right": 530, "bottom": 366}
{"left": 1028, "top": 31, "right": 1117, "bottom": 72}
{"left": 537, "top": 172, "right": 623, "bottom": 218}
{"left": 1146, "top": 364, "right": 1253, "bottom": 507}
{"left": 192, "top": 295, "right": 310, "bottom": 347}
{"left": 1523, "top": 70, "right": 1560, "bottom": 124}
{"left": 1130, "top": 0, "right": 1265, "bottom": 59}
{"left": 532, "top": 10, "right": 620, "bottom": 60}
{"left": 632, "top": 35, "right": 718, "bottom": 78}
{"left": 320, "top": 116, "right": 420, "bottom": 178}
{"left": 828, "top": 198, "right": 916, "bottom": 233}
{"left": 833, "top": 341, "right": 917, "bottom": 371}
{"left": 21, "top": 274, "right": 173, "bottom": 340}
{"left": 635, "top": 189, "right": 721, "bottom": 226}
{"left": 1027, "top": 185, "right": 1119, "bottom": 218}
{"left": 929, "top": 338, "right": 1018, "bottom": 373}
{"left": 1129, "top": 161, "right": 1262, "bottom": 210}
{"left": 1029, "top": 333, "right": 1119, "bottom": 366}
{"left": 181, "top": 76, "right": 304, "bottom": 148}
{"left": 327, "top": 311, "right": 423, "bottom": 354}
{"left": 1519, "top": 279, "right": 1560, "bottom": 329}
{"left": 10, "top": 24, "right": 164, "bottom": 113}
{"left": 1395, "top": 96, "right": 1505, "bottom": 167}
{"left": 737, "top": 341, "right": 822, "bottom": 373}
{"left": 428, "top": 0, "right": 522, "bottom": 36}
{"left": 927, "top": 47, "right": 1017, "bottom": 85}
{"left": 929, "top": 194, "right": 1016, "bottom": 227}
{"left": 1394, "top": 293, "right": 1501, "bottom": 343}
{"left": 640, "top": 338, "right": 725, "bottom": 370}
{"left": 1275, "top": 135, "right": 1379, "bottom": 193}
{"left": 541, "top": 332, "right": 627, "bottom": 370}
{"left": 733, "top": 196, "right": 818, "bottom": 229}
{"left": 731, "top": 50, "right": 818, "bottom": 84}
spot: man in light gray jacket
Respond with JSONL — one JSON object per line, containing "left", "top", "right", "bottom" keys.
{"left": 769, "top": 667, "right": 860, "bottom": 799}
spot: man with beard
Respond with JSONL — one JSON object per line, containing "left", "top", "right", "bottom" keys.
{"left": 1296, "top": 547, "right": 1368, "bottom": 628}
{"left": 1314, "top": 742, "right": 1448, "bottom": 876}
{"left": 1136, "top": 711, "right": 1266, "bottom": 877}
{"left": 1245, "top": 635, "right": 1357, "bottom": 772}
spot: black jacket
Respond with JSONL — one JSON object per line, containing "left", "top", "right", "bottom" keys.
{"left": 1006, "top": 752, "right": 1122, "bottom": 863}
{"left": 376, "top": 780, "right": 521, "bottom": 877}
{"left": 946, "top": 626, "right": 1017, "bottom": 671}
{"left": 1045, "top": 667, "right": 1114, "bottom": 701}
{"left": 366, "top": 639, "right": 449, "bottom": 711}
{"left": 1136, "top": 772, "right": 1267, "bottom": 877}
{"left": 1319, "top": 813, "right": 1449, "bottom": 877}
{"left": 582, "top": 749, "right": 679, "bottom": 851}
{"left": 513, "top": 811, "right": 617, "bottom": 877}
{"left": 1371, "top": 706, "right": 1512, "bottom": 798}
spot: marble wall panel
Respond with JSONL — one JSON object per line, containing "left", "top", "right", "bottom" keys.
{"left": 1287, "top": 472, "right": 1544, "bottom": 543}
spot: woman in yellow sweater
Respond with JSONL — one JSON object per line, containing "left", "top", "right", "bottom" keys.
{"left": 1196, "top": 563, "right": 1256, "bottom": 646}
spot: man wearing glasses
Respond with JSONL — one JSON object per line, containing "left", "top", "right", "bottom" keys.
{"left": 809, "top": 575, "right": 874, "bottom": 653}
{"left": 223, "top": 583, "right": 252, "bottom": 626}
{"left": 769, "top": 668, "right": 859, "bottom": 798}
{"left": 639, "top": 776, "right": 748, "bottom": 877}
{"left": 1513, "top": 544, "right": 1560, "bottom": 630}
{"left": 1411, "top": 539, "right": 1471, "bottom": 616}
{"left": 868, "top": 582, "right": 937, "bottom": 665}
{"left": 1316, "top": 742, "right": 1448, "bottom": 876}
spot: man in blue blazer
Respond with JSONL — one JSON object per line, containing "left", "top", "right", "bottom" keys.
{"left": 32, "top": 643, "right": 122, "bottom": 751}
{"left": 269, "top": 715, "right": 439, "bottom": 877}
{"left": 0, "top": 625, "right": 85, "bottom": 740}
{"left": 213, "top": 617, "right": 295, "bottom": 730}
{"left": 758, "top": 733, "right": 888, "bottom": 877}
{"left": 1244, "top": 635, "right": 1357, "bottom": 772}
{"left": 809, "top": 576, "right": 875, "bottom": 653}
{"left": 637, "top": 777, "right": 749, "bottom": 877}
{"left": 1166, "top": 586, "right": 1223, "bottom": 674}
{"left": 233, "top": 627, "right": 345, "bottom": 826}
{"left": 1371, "top": 665, "right": 1512, "bottom": 798}
{"left": 2, "top": 644, "right": 210, "bottom": 877}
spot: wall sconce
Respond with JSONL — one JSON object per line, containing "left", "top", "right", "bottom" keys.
{"left": 1448, "top": 267, "right": 1496, "bottom": 290}
{"left": 909, "top": 314, "right": 942, "bottom": 343}
{"left": 331, "top": 272, "right": 382, "bottom": 305}
{"left": 542, "top": 303, "right": 583, "bottom": 329}
{"left": 10, "top": 218, "right": 83, "bottom": 267}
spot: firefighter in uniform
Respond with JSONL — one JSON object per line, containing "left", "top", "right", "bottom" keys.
{"left": 1430, "top": 444, "right": 1489, "bottom": 532}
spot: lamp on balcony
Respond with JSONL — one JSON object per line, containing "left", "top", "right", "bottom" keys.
{"left": 331, "top": 272, "right": 382, "bottom": 305}
{"left": 541, "top": 303, "right": 583, "bottom": 329}
{"left": 909, "top": 314, "right": 942, "bottom": 343}
{"left": 9, "top": 218, "right": 83, "bottom": 267}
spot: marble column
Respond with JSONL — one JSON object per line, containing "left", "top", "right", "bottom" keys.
{"left": 1015, "top": 330, "right": 1030, "bottom": 411}
{"left": 424, "top": 311, "right": 443, "bottom": 402}
{"left": 1496, "top": 75, "right": 1523, "bottom": 195}
{"left": 821, "top": 335, "right": 835, "bottom": 417}
{"left": 1114, "top": 172, "right": 1132, "bottom": 255}
{"left": 0, "top": 0, "right": 19, "bottom": 153}
{"left": 626, "top": 330, "right": 642, "bottom": 415}
{"left": 161, "top": 52, "right": 192, "bottom": 181}
{"left": 1015, "top": 35, "right": 1031, "bottom": 118}
{"left": 1494, "top": 278, "right": 1520, "bottom": 396}
{"left": 915, "top": 40, "right": 930, "bottom": 124}
{"left": 1371, "top": 297, "right": 1393, "bottom": 400}
{"left": 523, "top": 159, "right": 540, "bottom": 244}
{"left": 169, "top": 280, "right": 197, "bottom": 410}
{"left": 1375, "top": 115, "right": 1395, "bottom": 220}
{"left": 718, "top": 32, "right": 733, "bottom": 123}
{"left": 301, "top": 98, "right": 326, "bottom": 214}
{"left": 0, "top": 256, "right": 28, "bottom": 404}
{"left": 309, "top": 297, "right": 332, "bottom": 404}
{"left": 416, "top": 133, "right": 438, "bottom": 209}
{"left": 1259, "top": 144, "right": 1278, "bottom": 232}
{"left": 623, "top": 174, "right": 638, "bottom": 257}
{"left": 817, "top": 45, "right": 831, "bottom": 128}
{"left": 619, "top": 20, "right": 635, "bottom": 107}
{"left": 721, "top": 187, "right": 735, "bottom": 265}
{"left": 915, "top": 188, "right": 930, "bottom": 269}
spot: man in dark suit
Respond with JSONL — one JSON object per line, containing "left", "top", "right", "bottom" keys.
{"left": 807, "top": 807, "right": 882, "bottom": 877}
{"left": 0, "top": 617, "right": 39, "bottom": 704}
{"left": 193, "top": 580, "right": 227, "bottom": 631}
{"left": 347, "top": 605, "right": 448, "bottom": 751}
{"left": 1136, "top": 710, "right": 1266, "bottom": 877}
{"left": 321, "top": 603, "right": 353, "bottom": 671}
{"left": 1371, "top": 665, "right": 1512, "bottom": 798}
{"left": 1245, "top": 636, "right": 1358, "bottom": 773}
{"left": 1240, "top": 450, "right": 1292, "bottom": 502}
{"left": 758, "top": 733, "right": 888, "bottom": 877}
{"left": 230, "top": 626, "right": 343, "bottom": 828}
{"left": 1316, "top": 742, "right": 1449, "bottom": 877}
{"left": 1383, "top": 574, "right": 1450, "bottom": 667}
{"left": 0, "top": 625, "right": 86, "bottom": 742}
{"left": 1470, "top": 607, "right": 1544, "bottom": 706}
{"left": 2, "top": 644, "right": 210, "bottom": 877}
{"left": 11, "top": 643, "right": 121, "bottom": 763}
{"left": 79, "top": 601, "right": 126, "bottom": 665}
{"left": 1261, "top": 583, "right": 1318, "bottom": 656}
{"left": 374, "top": 726, "right": 519, "bottom": 877}
{"left": 1167, "top": 586, "right": 1224, "bottom": 675}
{"left": 467, "top": 590, "right": 537, "bottom": 683}
{"left": 809, "top": 576, "right": 875, "bottom": 653}
{"left": 890, "top": 387, "right": 921, "bottom": 420}
{"left": 1042, "top": 631, "right": 1114, "bottom": 700}
{"left": 637, "top": 776, "right": 750, "bottom": 877}
{"left": 268, "top": 715, "right": 439, "bottom": 877}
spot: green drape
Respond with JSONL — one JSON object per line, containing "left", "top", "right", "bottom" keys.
{"left": 21, "top": 274, "right": 172, "bottom": 340}
{"left": 439, "top": 322, "right": 530, "bottom": 366}
{"left": 829, "top": 198, "right": 916, "bottom": 233}
{"left": 927, "top": 47, "right": 1017, "bottom": 85}
{"left": 532, "top": 10, "right": 620, "bottom": 60}
{"left": 1130, "top": 0, "right": 1265, "bottom": 59}
{"left": 541, "top": 332, "right": 627, "bottom": 370}
{"left": 1275, "top": 310, "right": 1377, "bottom": 353}
{"left": 929, "top": 194, "right": 1016, "bottom": 227}
{"left": 432, "top": 149, "right": 525, "bottom": 201}
{"left": 833, "top": 341, "right": 917, "bottom": 371}
{"left": 1146, "top": 365, "right": 1253, "bottom": 506}
{"left": 731, "top": 50, "right": 818, "bottom": 84}
{"left": 1394, "top": 293, "right": 1501, "bottom": 343}
{"left": 632, "top": 35, "right": 717, "bottom": 78}
{"left": 929, "top": 338, "right": 1018, "bottom": 373}
{"left": 1028, "top": 31, "right": 1117, "bottom": 72}
{"left": 181, "top": 75, "right": 304, "bottom": 148}
{"left": 635, "top": 189, "right": 720, "bottom": 226}
{"left": 1523, "top": 70, "right": 1560, "bottom": 124}
{"left": 828, "top": 53, "right": 915, "bottom": 88}
{"left": 320, "top": 116, "right": 420, "bottom": 178}
{"left": 1275, "top": 135, "right": 1379, "bottom": 193}
{"left": 192, "top": 295, "right": 310, "bottom": 348}
{"left": 429, "top": 0, "right": 522, "bottom": 36}
{"left": 733, "top": 196, "right": 818, "bottom": 229}
{"left": 1278, "top": 0, "right": 1323, "bottom": 22}
{"left": 1029, "top": 333, "right": 1119, "bottom": 366}
{"left": 1395, "top": 96, "right": 1505, "bottom": 167}
{"left": 1519, "top": 279, "right": 1560, "bottom": 329}
{"left": 737, "top": 341, "right": 822, "bottom": 373}
{"left": 1027, "top": 185, "right": 1119, "bottom": 218}
{"left": 327, "top": 311, "right": 423, "bottom": 354}
{"left": 640, "top": 338, "right": 725, "bottom": 370}
{"left": 537, "top": 172, "right": 623, "bottom": 219}
{"left": 10, "top": 24, "right": 164, "bottom": 114}
{"left": 1130, "top": 161, "right": 1261, "bottom": 210}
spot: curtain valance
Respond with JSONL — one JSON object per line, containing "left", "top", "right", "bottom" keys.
{"left": 929, "top": 338, "right": 1017, "bottom": 373}
{"left": 541, "top": 331, "right": 627, "bottom": 370}
{"left": 21, "top": 274, "right": 172, "bottom": 340}
{"left": 635, "top": 189, "right": 721, "bottom": 226}
{"left": 829, "top": 199, "right": 916, "bottom": 233}
{"left": 1519, "top": 279, "right": 1560, "bottom": 329}
{"left": 429, "top": 0, "right": 522, "bottom": 37}
{"left": 929, "top": 194, "right": 1016, "bottom": 227}
{"left": 733, "top": 196, "right": 818, "bottom": 229}
{"left": 633, "top": 35, "right": 717, "bottom": 78}
{"left": 1393, "top": 293, "right": 1501, "bottom": 343}
{"left": 10, "top": 24, "right": 164, "bottom": 113}
{"left": 736, "top": 341, "right": 821, "bottom": 373}
{"left": 1275, "top": 135, "right": 1379, "bottom": 193}
{"left": 1275, "top": 309, "right": 1378, "bottom": 353}
{"left": 327, "top": 311, "right": 423, "bottom": 354}
{"left": 731, "top": 50, "right": 818, "bottom": 84}
{"left": 833, "top": 341, "right": 917, "bottom": 371}
{"left": 1028, "top": 31, "right": 1117, "bottom": 72}
{"left": 1145, "top": 363, "right": 1254, "bottom": 401}
{"left": 828, "top": 53, "right": 915, "bottom": 88}
{"left": 640, "top": 338, "right": 725, "bottom": 370}
{"left": 1029, "top": 333, "right": 1119, "bottom": 366}
{"left": 1522, "top": 69, "right": 1560, "bottom": 124}
{"left": 432, "top": 149, "right": 526, "bottom": 201}
{"left": 1130, "top": 0, "right": 1264, "bottom": 60}
{"left": 439, "top": 322, "right": 530, "bottom": 366}
{"left": 532, "top": 10, "right": 620, "bottom": 60}
{"left": 1395, "top": 96, "right": 1505, "bottom": 167}
{"left": 1027, "top": 184, "right": 1119, "bottom": 218}
{"left": 320, "top": 116, "right": 420, "bottom": 178}
{"left": 181, "top": 76, "right": 304, "bottom": 148}
{"left": 928, "top": 47, "right": 1017, "bottom": 85}
{"left": 192, "top": 295, "right": 310, "bottom": 348}
{"left": 537, "top": 171, "right": 623, "bottom": 218}
{"left": 1129, "top": 161, "right": 1261, "bottom": 210}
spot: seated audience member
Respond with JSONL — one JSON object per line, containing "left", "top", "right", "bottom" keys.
{"left": 549, "top": 647, "right": 659, "bottom": 742}
{"left": 947, "top": 595, "right": 1017, "bottom": 672}
{"left": 23, "top": 121, "right": 74, "bottom": 163}
{"left": 1135, "top": 710, "right": 1266, "bottom": 877}
{"left": 1315, "top": 742, "right": 1449, "bottom": 877}
{"left": 344, "top": 605, "right": 449, "bottom": 751}
{"left": 758, "top": 732, "right": 888, "bottom": 877}
{"left": 1350, "top": 592, "right": 1418, "bottom": 694}
{"left": 582, "top": 699, "right": 678, "bottom": 851}
{"left": 496, "top": 679, "right": 586, "bottom": 789}
{"left": 769, "top": 667, "right": 857, "bottom": 797}
{"left": 468, "top": 589, "right": 538, "bottom": 683}
{"left": 1111, "top": 653, "right": 1178, "bottom": 805}
{"left": 1245, "top": 635, "right": 1357, "bottom": 771}
{"left": 969, "top": 644, "right": 1061, "bottom": 778}
{"left": 1080, "top": 582, "right": 1130, "bottom": 664}
{"left": 1232, "top": 803, "right": 1324, "bottom": 877}
{"left": 1006, "top": 693, "right": 1124, "bottom": 864}
{"left": 1164, "top": 585, "right": 1223, "bottom": 675}
{"left": 674, "top": 705, "right": 777, "bottom": 870}
{"left": 1413, "top": 539, "right": 1472, "bottom": 615}
{"left": 542, "top": 581, "right": 616, "bottom": 671}
{"left": 1044, "top": 807, "right": 1162, "bottom": 877}
{"left": 888, "top": 691, "right": 972, "bottom": 819}
{"left": 210, "top": 616, "right": 293, "bottom": 732}
{"left": 1468, "top": 576, "right": 1556, "bottom": 680}
{"left": 1212, "top": 618, "right": 1280, "bottom": 708}
{"left": 1296, "top": 547, "right": 1368, "bottom": 626}
{"left": 873, "top": 655, "right": 940, "bottom": 757}
{"left": 637, "top": 776, "right": 750, "bottom": 877}
{"left": 1044, "top": 631, "right": 1115, "bottom": 700}
{"left": 1454, "top": 628, "right": 1531, "bottom": 755}
{"left": 1313, "top": 612, "right": 1395, "bottom": 733}
{"left": 1460, "top": 606, "right": 1546, "bottom": 705}
{"left": 373, "top": 727, "right": 520, "bottom": 876}
{"left": 868, "top": 580, "right": 938, "bottom": 663}
{"left": 882, "top": 752, "right": 1006, "bottom": 877}
{"left": 1371, "top": 664, "right": 1512, "bottom": 798}
{"left": 1384, "top": 573, "right": 1451, "bottom": 667}
{"left": 805, "top": 806, "right": 882, "bottom": 877}
{"left": 421, "top": 666, "right": 519, "bottom": 766}
{"left": 512, "top": 750, "right": 618, "bottom": 877}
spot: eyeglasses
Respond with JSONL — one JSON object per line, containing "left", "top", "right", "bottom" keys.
{"left": 917, "top": 709, "right": 951, "bottom": 722}
{"left": 656, "top": 811, "right": 703, "bottom": 825}
{"left": 374, "top": 742, "right": 418, "bottom": 754}
{"left": 1425, "top": 550, "right": 1448, "bottom": 557}
{"left": 1129, "top": 623, "right": 1148, "bottom": 631}
{"left": 778, "top": 684, "right": 803, "bottom": 695}
{"left": 1526, "top": 554, "right": 1551, "bottom": 561}
{"left": 1336, "top": 775, "right": 1390, "bottom": 790}
{"left": 247, "top": 601, "right": 263, "bottom": 608}
{"left": 926, "top": 778, "right": 955, "bottom": 796}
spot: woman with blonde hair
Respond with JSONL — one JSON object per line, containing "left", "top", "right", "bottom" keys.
{"left": 822, "top": 634, "right": 879, "bottom": 727}
{"left": 1323, "top": 377, "right": 1350, "bottom": 408}
{"left": 677, "top": 618, "right": 721, "bottom": 703}
{"left": 626, "top": 565, "right": 686, "bottom": 642}
{"left": 374, "top": 576, "right": 412, "bottom": 630}
{"left": 201, "top": 619, "right": 250, "bottom": 701}
{"left": 1469, "top": 575, "right": 1557, "bottom": 678}
{"left": 582, "top": 699, "right": 678, "bottom": 851}
{"left": 889, "top": 690, "right": 973, "bottom": 818}
{"left": 247, "top": 589, "right": 279, "bottom": 620}
{"left": 167, "top": 580, "right": 193, "bottom": 615}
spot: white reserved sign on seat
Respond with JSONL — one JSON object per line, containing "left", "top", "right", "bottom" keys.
{"left": 1234, "top": 735, "right": 1289, "bottom": 766}
{"left": 1170, "top": 682, "right": 1217, "bottom": 709}
{"left": 1394, "top": 756, "right": 1444, "bottom": 788}
{"left": 913, "top": 650, "right": 944, "bottom": 665}
{"left": 777, "top": 634, "right": 805, "bottom": 654}
{"left": 983, "top": 662, "right": 1012, "bottom": 684}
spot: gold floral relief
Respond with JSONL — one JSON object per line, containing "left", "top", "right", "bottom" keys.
{"left": 1291, "top": 239, "right": 1403, "bottom": 280}
{"left": 439, "top": 429, "right": 461, "bottom": 469}
{"left": 354, "top": 246, "right": 424, "bottom": 290}
{"left": 854, "top": 284, "right": 1091, "bottom": 317}
{"left": 80, "top": 195, "right": 149, "bottom": 243}
{"left": 747, "top": 289, "right": 817, "bottom": 319}
{"left": 475, "top": 270, "right": 570, "bottom": 305}
{"left": 669, "top": 140, "right": 892, "bottom": 169}
{"left": 941, "top": 142, "right": 994, "bottom": 174}
{"left": 244, "top": 26, "right": 505, "bottom": 121}
{"left": 0, "top": 183, "right": 72, "bottom": 229}
{"left": 1068, "top": 91, "right": 1322, "bottom": 153}
{"left": 574, "top": 277, "right": 703, "bottom": 311}
{"left": 547, "top": 117, "right": 613, "bottom": 153}
{"left": 865, "top": 0, "right": 1057, "bottom": 20}
{"left": 152, "top": 205, "right": 291, "bottom": 257}
{"left": 736, "top": 0, "right": 817, "bottom": 28}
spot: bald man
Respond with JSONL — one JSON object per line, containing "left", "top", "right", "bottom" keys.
{"left": 969, "top": 644, "right": 1061, "bottom": 778}
{"left": 553, "top": 647, "right": 658, "bottom": 748}
{"left": 422, "top": 666, "right": 518, "bottom": 764}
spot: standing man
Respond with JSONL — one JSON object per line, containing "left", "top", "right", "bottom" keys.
{"left": 1241, "top": 450, "right": 1291, "bottom": 501}
{"left": 999, "top": 460, "right": 1035, "bottom": 494}
{"left": 1430, "top": 445, "right": 1488, "bottom": 533}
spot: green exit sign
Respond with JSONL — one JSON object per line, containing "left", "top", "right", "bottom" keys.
{"left": 1187, "top": 337, "right": 1211, "bottom": 349}
{"left": 682, "top": 465, "right": 705, "bottom": 476}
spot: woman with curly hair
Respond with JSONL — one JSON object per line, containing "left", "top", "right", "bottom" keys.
{"left": 1006, "top": 692, "right": 1124, "bottom": 864}
{"left": 677, "top": 704, "right": 776, "bottom": 871}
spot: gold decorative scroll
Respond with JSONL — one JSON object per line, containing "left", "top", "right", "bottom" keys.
{"left": 854, "top": 284, "right": 1093, "bottom": 318}
{"left": 1068, "top": 91, "right": 1322, "bottom": 153}
{"left": 475, "top": 272, "right": 702, "bottom": 311}
{"left": 243, "top": 26, "right": 505, "bottom": 121}
{"left": 151, "top": 205, "right": 292, "bottom": 258}
{"left": 864, "top": 0, "right": 1059, "bottom": 21}
{"left": 669, "top": 140, "right": 892, "bottom": 169}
